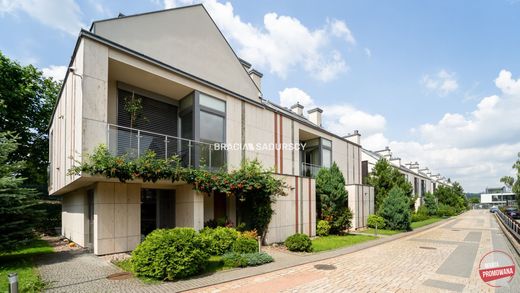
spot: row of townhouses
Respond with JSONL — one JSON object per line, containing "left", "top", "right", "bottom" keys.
{"left": 362, "top": 147, "right": 452, "bottom": 209}
{"left": 48, "top": 4, "right": 447, "bottom": 255}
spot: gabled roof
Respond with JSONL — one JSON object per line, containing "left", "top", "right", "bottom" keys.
{"left": 90, "top": 4, "right": 261, "bottom": 101}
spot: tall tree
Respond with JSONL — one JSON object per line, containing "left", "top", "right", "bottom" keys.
{"left": 0, "top": 132, "right": 43, "bottom": 251}
{"left": 0, "top": 51, "right": 61, "bottom": 193}
{"left": 434, "top": 182, "right": 467, "bottom": 213}
{"left": 316, "top": 162, "right": 352, "bottom": 234}
{"left": 501, "top": 152, "right": 520, "bottom": 207}
{"left": 366, "top": 159, "right": 413, "bottom": 212}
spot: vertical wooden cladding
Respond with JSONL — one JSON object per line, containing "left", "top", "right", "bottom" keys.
{"left": 273, "top": 112, "right": 283, "bottom": 174}
{"left": 279, "top": 114, "right": 283, "bottom": 174}
{"left": 308, "top": 177, "right": 312, "bottom": 235}
{"left": 274, "top": 112, "right": 278, "bottom": 173}
{"left": 295, "top": 176, "right": 299, "bottom": 233}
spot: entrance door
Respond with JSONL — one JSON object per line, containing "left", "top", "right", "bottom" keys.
{"left": 141, "top": 189, "right": 176, "bottom": 238}
{"left": 213, "top": 192, "right": 227, "bottom": 220}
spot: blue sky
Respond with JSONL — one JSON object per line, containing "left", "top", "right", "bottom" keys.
{"left": 1, "top": 0, "right": 520, "bottom": 192}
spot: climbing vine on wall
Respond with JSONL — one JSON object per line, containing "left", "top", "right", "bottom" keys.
{"left": 69, "top": 145, "right": 287, "bottom": 238}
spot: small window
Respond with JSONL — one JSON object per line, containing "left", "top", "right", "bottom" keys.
{"left": 200, "top": 93, "right": 225, "bottom": 113}
{"left": 321, "top": 138, "right": 332, "bottom": 148}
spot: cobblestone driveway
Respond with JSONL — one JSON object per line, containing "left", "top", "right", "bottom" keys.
{"left": 191, "top": 210, "right": 520, "bottom": 293}
{"left": 38, "top": 210, "right": 520, "bottom": 292}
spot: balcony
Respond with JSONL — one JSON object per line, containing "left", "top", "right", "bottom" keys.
{"left": 107, "top": 124, "right": 225, "bottom": 170}
{"left": 301, "top": 162, "right": 322, "bottom": 178}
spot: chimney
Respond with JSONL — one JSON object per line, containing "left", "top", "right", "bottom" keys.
{"left": 376, "top": 146, "right": 391, "bottom": 159}
{"left": 390, "top": 157, "right": 401, "bottom": 166}
{"left": 290, "top": 102, "right": 304, "bottom": 116}
{"left": 343, "top": 130, "right": 361, "bottom": 144}
{"left": 308, "top": 107, "right": 323, "bottom": 127}
{"left": 409, "top": 162, "right": 420, "bottom": 171}
{"left": 249, "top": 68, "right": 263, "bottom": 90}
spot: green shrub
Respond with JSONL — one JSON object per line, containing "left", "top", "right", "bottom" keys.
{"left": 131, "top": 228, "right": 209, "bottom": 280}
{"left": 367, "top": 214, "right": 385, "bottom": 229}
{"left": 222, "top": 252, "right": 247, "bottom": 267}
{"left": 200, "top": 226, "right": 239, "bottom": 255}
{"left": 423, "top": 192, "right": 438, "bottom": 216}
{"left": 316, "top": 220, "right": 331, "bottom": 236}
{"left": 437, "top": 203, "right": 457, "bottom": 217}
{"left": 379, "top": 187, "right": 412, "bottom": 231}
{"left": 222, "top": 252, "right": 273, "bottom": 267}
{"left": 411, "top": 213, "right": 428, "bottom": 222}
{"left": 242, "top": 252, "right": 274, "bottom": 266}
{"left": 233, "top": 236, "right": 258, "bottom": 253}
{"left": 411, "top": 205, "right": 430, "bottom": 222}
{"left": 284, "top": 233, "right": 312, "bottom": 252}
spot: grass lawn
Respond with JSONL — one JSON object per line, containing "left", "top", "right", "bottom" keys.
{"left": 311, "top": 234, "right": 377, "bottom": 252}
{"left": 363, "top": 228, "right": 401, "bottom": 235}
{"left": 411, "top": 217, "right": 444, "bottom": 229}
{"left": 0, "top": 239, "right": 54, "bottom": 293}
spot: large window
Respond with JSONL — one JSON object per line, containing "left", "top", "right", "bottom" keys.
{"left": 179, "top": 92, "right": 226, "bottom": 169}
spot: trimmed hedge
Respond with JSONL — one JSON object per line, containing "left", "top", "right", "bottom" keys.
{"left": 233, "top": 236, "right": 258, "bottom": 254}
{"left": 200, "top": 227, "right": 239, "bottom": 255}
{"left": 222, "top": 252, "right": 273, "bottom": 267}
{"left": 284, "top": 233, "right": 312, "bottom": 252}
{"left": 316, "top": 220, "right": 331, "bottom": 237}
{"left": 131, "top": 228, "right": 209, "bottom": 280}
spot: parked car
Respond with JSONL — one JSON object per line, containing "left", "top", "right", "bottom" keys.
{"left": 505, "top": 207, "right": 520, "bottom": 219}
{"left": 490, "top": 206, "right": 499, "bottom": 213}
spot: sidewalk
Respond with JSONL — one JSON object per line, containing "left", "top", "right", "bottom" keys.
{"left": 37, "top": 217, "right": 453, "bottom": 292}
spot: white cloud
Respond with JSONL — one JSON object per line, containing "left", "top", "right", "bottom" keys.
{"left": 0, "top": 0, "right": 84, "bottom": 35}
{"left": 384, "top": 69, "right": 520, "bottom": 191}
{"left": 278, "top": 88, "right": 315, "bottom": 109}
{"left": 418, "top": 70, "right": 520, "bottom": 148}
{"left": 42, "top": 65, "right": 67, "bottom": 81}
{"left": 163, "top": 0, "right": 196, "bottom": 9}
{"left": 165, "top": 0, "right": 352, "bottom": 82}
{"left": 278, "top": 87, "right": 386, "bottom": 138}
{"left": 421, "top": 69, "right": 459, "bottom": 96}
{"left": 328, "top": 18, "right": 356, "bottom": 45}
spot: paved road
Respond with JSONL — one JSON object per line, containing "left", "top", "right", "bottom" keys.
{"left": 191, "top": 210, "right": 520, "bottom": 292}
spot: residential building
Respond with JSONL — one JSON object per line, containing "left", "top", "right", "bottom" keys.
{"left": 361, "top": 147, "right": 452, "bottom": 210}
{"left": 48, "top": 4, "right": 373, "bottom": 255}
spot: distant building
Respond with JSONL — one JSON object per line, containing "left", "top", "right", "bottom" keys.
{"left": 480, "top": 187, "right": 516, "bottom": 207}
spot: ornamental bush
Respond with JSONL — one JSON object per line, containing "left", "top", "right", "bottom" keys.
{"left": 379, "top": 187, "right": 412, "bottom": 231}
{"left": 411, "top": 206, "right": 430, "bottom": 222}
{"left": 200, "top": 227, "right": 239, "bottom": 255}
{"left": 437, "top": 203, "right": 457, "bottom": 217}
{"left": 316, "top": 220, "right": 331, "bottom": 237}
{"left": 131, "top": 228, "right": 208, "bottom": 280}
{"left": 284, "top": 233, "right": 312, "bottom": 252}
{"left": 222, "top": 252, "right": 273, "bottom": 267}
{"left": 423, "top": 192, "right": 438, "bottom": 216}
{"left": 233, "top": 236, "right": 258, "bottom": 254}
{"left": 367, "top": 214, "right": 385, "bottom": 229}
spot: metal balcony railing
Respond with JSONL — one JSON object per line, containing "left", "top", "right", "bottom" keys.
{"left": 301, "top": 162, "right": 322, "bottom": 178}
{"left": 106, "top": 124, "right": 225, "bottom": 170}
